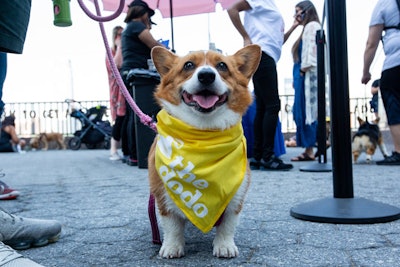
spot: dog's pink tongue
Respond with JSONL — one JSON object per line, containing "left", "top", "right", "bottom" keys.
{"left": 193, "top": 95, "right": 219, "bottom": 109}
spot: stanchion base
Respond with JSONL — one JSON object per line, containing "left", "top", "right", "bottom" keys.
{"left": 291, "top": 197, "right": 400, "bottom": 224}
{"left": 300, "top": 162, "right": 332, "bottom": 172}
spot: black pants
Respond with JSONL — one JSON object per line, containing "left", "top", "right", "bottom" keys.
{"left": 252, "top": 52, "right": 281, "bottom": 161}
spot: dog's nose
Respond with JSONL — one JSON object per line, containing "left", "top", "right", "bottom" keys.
{"left": 198, "top": 69, "right": 215, "bottom": 85}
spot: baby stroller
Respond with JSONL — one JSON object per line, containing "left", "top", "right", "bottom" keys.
{"left": 66, "top": 99, "right": 112, "bottom": 150}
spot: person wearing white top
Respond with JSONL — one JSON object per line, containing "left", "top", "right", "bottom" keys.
{"left": 228, "top": 0, "right": 293, "bottom": 171}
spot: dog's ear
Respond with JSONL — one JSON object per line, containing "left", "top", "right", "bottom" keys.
{"left": 151, "top": 46, "right": 177, "bottom": 77}
{"left": 232, "top": 44, "right": 261, "bottom": 80}
{"left": 357, "top": 116, "right": 365, "bottom": 125}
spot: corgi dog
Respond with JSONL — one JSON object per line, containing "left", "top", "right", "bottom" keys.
{"left": 30, "top": 132, "right": 66, "bottom": 150}
{"left": 352, "top": 116, "right": 388, "bottom": 163}
{"left": 148, "top": 45, "right": 261, "bottom": 258}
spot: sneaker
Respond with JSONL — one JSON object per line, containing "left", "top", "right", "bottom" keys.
{"left": 376, "top": 151, "right": 400, "bottom": 166}
{"left": 109, "top": 152, "right": 121, "bottom": 161}
{"left": 0, "top": 181, "right": 20, "bottom": 200}
{"left": 0, "top": 242, "right": 44, "bottom": 266}
{"left": 248, "top": 158, "right": 261, "bottom": 170}
{"left": 260, "top": 156, "right": 293, "bottom": 171}
{"left": 0, "top": 208, "right": 62, "bottom": 250}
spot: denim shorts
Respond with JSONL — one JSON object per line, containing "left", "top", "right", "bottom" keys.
{"left": 380, "top": 65, "right": 400, "bottom": 125}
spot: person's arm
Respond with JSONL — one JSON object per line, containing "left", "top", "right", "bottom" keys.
{"left": 5, "top": 126, "right": 20, "bottom": 144}
{"left": 284, "top": 20, "right": 300, "bottom": 44}
{"left": 361, "top": 24, "right": 384, "bottom": 84}
{"left": 300, "top": 22, "right": 319, "bottom": 73}
{"left": 114, "top": 44, "right": 123, "bottom": 69}
{"left": 138, "top": 29, "right": 163, "bottom": 49}
{"left": 227, "top": 0, "right": 252, "bottom": 46}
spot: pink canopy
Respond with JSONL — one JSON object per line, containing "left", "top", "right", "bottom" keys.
{"left": 89, "top": 0, "right": 237, "bottom": 51}
{"left": 97, "top": 0, "right": 237, "bottom": 17}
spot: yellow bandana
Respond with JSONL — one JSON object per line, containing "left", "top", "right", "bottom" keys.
{"left": 155, "top": 109, "right": 247, "bottom": 233}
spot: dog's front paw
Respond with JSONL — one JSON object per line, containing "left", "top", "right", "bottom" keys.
{"left": 159, "top": 243, "right": 185, "bottom": 258}
{"left": 213, "top": 240, "right": 238, "bottom": 258}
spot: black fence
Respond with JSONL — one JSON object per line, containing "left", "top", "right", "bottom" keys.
{"left": 2, "top": 96, "right": 386, "bottom": 138}
{"left": 2, "top": 100, "right": 111, "bottom": 138}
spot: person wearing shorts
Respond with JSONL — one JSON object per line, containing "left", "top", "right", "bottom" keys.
{"left": 362, "top": 0, "right": 400, "bottom": 165}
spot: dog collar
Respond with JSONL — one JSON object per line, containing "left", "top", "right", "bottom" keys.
{"left": 155, "top": 109, "right": 247, "bottom": 233}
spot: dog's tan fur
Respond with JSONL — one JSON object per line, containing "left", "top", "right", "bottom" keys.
{"left": 148, "top": 45, "right": 261, "bottom": 258}
{"left": 30, "top": 133, "right": 66, "bottom": 150}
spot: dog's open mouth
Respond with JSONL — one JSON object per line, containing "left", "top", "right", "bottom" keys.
{"left": 182, "top": 90, "right": 228, "bottom": 113}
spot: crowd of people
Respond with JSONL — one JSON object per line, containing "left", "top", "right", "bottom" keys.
{"left": 1, "top": 0, "right": 399, "bottom": 264}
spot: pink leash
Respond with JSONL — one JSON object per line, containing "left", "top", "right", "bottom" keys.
{"left": 78, "top": 0, "right": 161, "bottom": 244}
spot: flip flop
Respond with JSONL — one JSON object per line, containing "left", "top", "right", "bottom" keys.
{"left": 291, "top": 152, "right": 315, "bottom": 162}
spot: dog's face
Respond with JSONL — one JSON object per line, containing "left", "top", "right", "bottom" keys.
{"left": 29, "top": 137, "right": 40, "bottom": 149}
{"left": 151, "top": 45, "right": 261, "bottom": 130}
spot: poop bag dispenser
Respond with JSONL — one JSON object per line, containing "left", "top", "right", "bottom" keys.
{"left": 53, "top": 0, "right": 72, "bottom": 27}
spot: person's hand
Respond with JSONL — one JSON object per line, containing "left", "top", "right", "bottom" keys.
{"left": 361, "top": 72, "right": 371, "bottom": 85}
{"left": 292, "top": 18, "right": 300, "bottom": 29}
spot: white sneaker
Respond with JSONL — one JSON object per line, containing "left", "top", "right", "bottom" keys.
{"left": 0, "top": 242, "right": 44, "bottom": 266}
{"left": 109, "top": 152, "right": 121, "bottom": 161}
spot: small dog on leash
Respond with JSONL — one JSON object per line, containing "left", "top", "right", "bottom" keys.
{"left": 147, "top": 45, "right": 261, "bottom": 258}
{"left": 30, "top": 133, "right": 66, "bottom": 150}
{"left": 352, "top": 116, "right": 388, "bottom": 163}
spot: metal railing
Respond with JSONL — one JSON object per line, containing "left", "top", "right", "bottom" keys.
{"left": 2, "top": 100, "right": 111, "bottom": 138}
{"left": 2, "top": 96, "right": 386, "bottom": 138}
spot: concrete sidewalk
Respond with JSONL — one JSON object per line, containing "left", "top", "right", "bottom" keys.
{"left": 0, "top": 144, "right": 399, "bottom": 267}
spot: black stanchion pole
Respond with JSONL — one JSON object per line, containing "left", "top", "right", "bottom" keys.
{"left": 300, "top": 29, "right": 332, "bottom": 172}
{"left": 290, "top": 0, "right": 400, "bottom": 223}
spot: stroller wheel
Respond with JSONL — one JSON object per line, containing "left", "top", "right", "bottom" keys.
{"left": 68, "top": 137, "right": 81, "bottom": 150}
{"left": 103, "top": 138, "right": 111, "bottom": 150}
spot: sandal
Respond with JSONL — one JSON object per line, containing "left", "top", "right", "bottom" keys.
{"left": 291, "top": 152, "right": 315, "bottom": 162}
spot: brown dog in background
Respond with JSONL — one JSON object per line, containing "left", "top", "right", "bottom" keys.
{"left": 352, "top": 117, "right": 388, "bottom": 163}
{"left": 30, "top": 133, "right": 66, "bottom": 150}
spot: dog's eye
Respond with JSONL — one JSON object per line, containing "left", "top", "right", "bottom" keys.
{"left": 216, "top": 62, "right": 228, "bottom": 71}
{"left": 183, "top": 61, "right": 195, "bottom": 71}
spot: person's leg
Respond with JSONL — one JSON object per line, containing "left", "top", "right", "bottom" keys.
{"left": 109, "top": 116, "right": 124, "bottom": 160}
{"left": 251, "top": 53, "right": 292, "bottom": 171}
{"left": 376, "top": 66, "right": 400, "bottom": 165}
{"left": 0, "top": 53, "right": 6, "bottom": 117}
{"left": 388, "top": 124, "right": 400, "bottom": 152}
{"left": 252, "top": 53, "right": 280, "bottom": 162}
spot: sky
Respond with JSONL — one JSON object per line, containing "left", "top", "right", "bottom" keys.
{"left": 3, "top": 0, "right": 383, "bottom": 104}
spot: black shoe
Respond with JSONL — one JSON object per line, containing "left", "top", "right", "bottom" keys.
{"left": 249, "top": 158, "right": 261, "bottom": 170}
{"left": 126, "top": 158, "right": 138, "bottom": 166}
{"left": 376, "top": 152, "right": 400, "bottom": 166}
{"left": 260, "top": 156, "right": 293, "bottom": 171}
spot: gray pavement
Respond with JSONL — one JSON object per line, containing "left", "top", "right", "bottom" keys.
{"left": 0, "top": 141, "right": 399, "bottom": 267}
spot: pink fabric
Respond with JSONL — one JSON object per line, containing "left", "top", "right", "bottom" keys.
{"left": 94, "top": 0, "right": 237, "bottom": 17}
{"left": 106, "top": 50, "right": 126, "bottom": 121}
